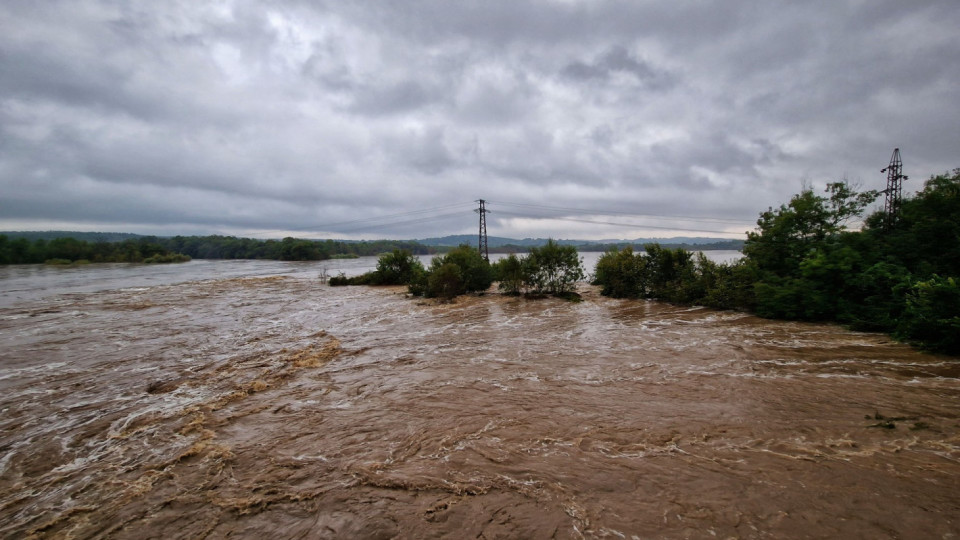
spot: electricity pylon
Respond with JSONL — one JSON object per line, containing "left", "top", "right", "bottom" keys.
{"left": 475, "top": 199, "right": 490, "bottom": 261}
{"left": 881, "top": 148, "right": 908, "bottom": 230}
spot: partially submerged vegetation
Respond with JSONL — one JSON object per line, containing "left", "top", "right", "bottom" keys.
{"left": 593, "top": 170, "right": 960, "bottom": 355}
{"left": 143, "top": 253, "right": 192, "bottom": 264}
{"left": 493, "top": 240, "right": 585, "bottom": 299}
{"left": 331, "top": 240, "right": 585, "bottom": 303}
{"left": 327, "top": 170, "right": 959, "bottom": 354}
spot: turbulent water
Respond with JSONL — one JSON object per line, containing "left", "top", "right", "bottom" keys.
{"left": 1, "top": 260, "right": 958, "bottom": 539}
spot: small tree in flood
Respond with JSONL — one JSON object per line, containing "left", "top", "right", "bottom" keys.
{"left": 492, "top": 253, "right": 525, "bottom": 295}
{"left": 411, "top": 245, "right": 493, "bottom": 300}
{"left": 372, "top": 249, "right": 425, "bottom": 285}
{"left": 427, "top": 262, "right": 464, "bottom": 301}
{"left": 523, "top": 240, "right": 584, "bottom": 296}
{"left": 435, "top": 245, "right": 493, "bottom": 293}
{"left": 593, "top": 246, "right": 646, "bottom": 298}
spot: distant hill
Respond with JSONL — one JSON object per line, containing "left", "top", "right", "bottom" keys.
{"left": 621, "top": 236, "right": 745, "bottom": 246}
{"left": 415, "top": 235, "right": 585, "bottom": 248}
{"left": 0, "top": 231, "right": 145, "bottom": 243}
{"left": 415, "top": 235, "right": 743, "bottom": 251}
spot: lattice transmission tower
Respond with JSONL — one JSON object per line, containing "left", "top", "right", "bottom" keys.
{"left": 475, "top": 199, "right": 490, "bottom": 261}
{"left": 881, "top": 148, "right": 908, "bottom": 230}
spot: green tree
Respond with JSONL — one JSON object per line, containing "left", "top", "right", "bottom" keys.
{"left": 896, "top": 275, "right": 960, "bottom": 354}
{"left": 372, "top": 249, "right": 425, "bottom": 285}
{"left": 410, "top": 245, "right": 492, "bottom": 299}
{"left": 700, "top": 259, "right": 757, "bottom": 311}
{"left": 643, "top": 244, "right": 698, "bottom": 302}
{"left": 492, "top": 253, "right": 526, "bottom": 295}
{"left": 841, "top": 262, "right": 911, "bottom": 332}
{"left": 744, "top": 182, "right": 879, "bottom": 320}
{"left": 427, "top": 262, "right": 464, "bottom": 301}
{"left": 866, "top": 169, "right": 960, "bottom": 277}
{"left": 592, "top": 247, "right": 646, "bottom": 298}
{"left": 430, "top": 245, "right": 493, "bottom": 294}
{"left": 523, "top": 239, "right": 584, "bottom": 295}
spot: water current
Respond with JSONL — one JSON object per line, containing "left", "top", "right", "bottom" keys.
{"left": 1, "top": 257, "right": 958, "bottom": 538}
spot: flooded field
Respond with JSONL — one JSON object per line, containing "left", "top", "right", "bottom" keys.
{"left": 1, "top": 261, "right": 958, "bottom": 538}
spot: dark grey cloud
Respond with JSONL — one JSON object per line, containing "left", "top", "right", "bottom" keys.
{"left": 562, "top": 46, "right": 674, "bottom": 91}
{"left": 1, "top": 0, "right": 958, "bottom": 240}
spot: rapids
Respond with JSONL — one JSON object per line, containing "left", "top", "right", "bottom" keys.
{"left": 0, "top": 261, "right": 958, "bottom": 538}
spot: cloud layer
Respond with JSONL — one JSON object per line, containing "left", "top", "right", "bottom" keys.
{"left": 2, "top": 1, "right": 958, "bottom": 239}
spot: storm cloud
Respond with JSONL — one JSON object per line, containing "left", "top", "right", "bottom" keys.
{"left": 1, "top": 1, "right": 958, "bottom": 239}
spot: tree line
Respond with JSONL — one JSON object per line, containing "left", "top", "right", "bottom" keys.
{"left": 0, "top": 235, "right": 436, "bottom": 264}
{"left": 593, "top": 170, "right": 960, "bottom": 355}
{"left": 0, "top": 236, "right": 189, "bottom": 264}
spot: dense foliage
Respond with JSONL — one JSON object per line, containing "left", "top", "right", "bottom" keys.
{"left": 592, "top": 170, "right": 960, "bottom": 355}
{"left": 492, "top": 240, "right": 585, "bottom": 297}
{"left": 330, "top": 245, "right": 494, "bottom": 300}
{"left": 0, "top": 236, "right": 191, "bottom": 264}
{"left": 574, "top": 239, "right": 745, "bottom": 253}
{"left": 332, "top": 245, "right": 490, "bottom": 300}
{"left": 413, "top": 245, "right": 494, "bottom": 300}
{"left": 0, "top": 234, "right": 434, "bottom": 264}
{"left": 333, "top": 242, "right": 585, "bottom": 302}
{"left": 329, "top": 249, "right": 426, "bottom": 287}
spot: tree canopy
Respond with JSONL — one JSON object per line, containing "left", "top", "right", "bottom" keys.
{"left": 593, "top": 170, "right": 960, "bottom": 355}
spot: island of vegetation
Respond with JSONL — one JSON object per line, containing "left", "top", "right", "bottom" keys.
{"left": 331, "top": 240, "right": 585, "bottom": 302}
{"left": 333, "top": 170, "right": 959, "bottom": 355}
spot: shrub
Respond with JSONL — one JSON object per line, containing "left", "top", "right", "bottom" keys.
{"left": 371, "top": 249, "right": 425, "bottom": 285}
{"left": 406, "top": 245, "right": 492, "bottom": 299}
{"left": 701, "top": 260, "right": 757, "bottom": 311}
{"left": 523, "top": 240, "right": 584, "bottom": 295}
{"left": 492, "top": 253, "right": 525, "bottom": 295}
{"left": 143, "top": 253, "right": 192, "bottom": 264}
{"left": 435, "top": 245, "right": 493, "bottom": 293}
{"left": 896, "top": 275, "right": 960, "bottom": 354}
{"left": 329, "top": 272, "right": 373, "bottom": 286}
{"left": 592, "top": 247, "right": 645, "bottom": 298}
{"left": 427, "top": 262, "right": 464, "bottom": 301}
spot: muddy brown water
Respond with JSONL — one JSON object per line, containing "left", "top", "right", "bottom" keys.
{"left": 1, "top": 264, "right": 958, "bottom": 538}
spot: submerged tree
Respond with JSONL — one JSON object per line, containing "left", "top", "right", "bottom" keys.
{"left": 371, "top": 249, "right": 425, "bottom": 285}
{"left": 523, "top": 240, "right": 584, "bottom": 296}
{"left": 493, "top": 253, "right": 526, "bottom": 295}
{"left": 409, "top": 245, "right": 493, "bottom": 299}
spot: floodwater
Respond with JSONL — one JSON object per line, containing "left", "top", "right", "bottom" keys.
{"left": 0, "top": 260, "right": 958, "bottom": 539}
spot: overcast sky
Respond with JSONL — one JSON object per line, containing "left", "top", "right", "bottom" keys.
{"left": 1, "top": 1, "right": 957, "bottom": 240}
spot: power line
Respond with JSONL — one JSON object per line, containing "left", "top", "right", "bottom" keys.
{"left": 241, "top": 198, "right": 750, "bottom": 239}
{"left": 244, "top": 201, "right": 475, "bottom": 237}
{"left": 332, "top": 209, "right": 472, "bottom": 234}
{"left": 494, "top": 209, "right": 745, "bottom": 236}
{"left": 486, "top": 200, "right": 753, "bottom": 226}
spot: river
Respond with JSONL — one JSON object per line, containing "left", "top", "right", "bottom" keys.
{"left": 1, "top": 257, "right": 957, "bottom": 538}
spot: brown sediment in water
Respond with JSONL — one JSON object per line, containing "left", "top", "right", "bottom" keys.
{"left": 0, "top": 276, "right": 959, "bottom": 538}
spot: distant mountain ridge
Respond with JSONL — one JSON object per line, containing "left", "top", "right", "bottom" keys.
{"left": 415, "top": 234, "right": 744, "bottom": 250}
